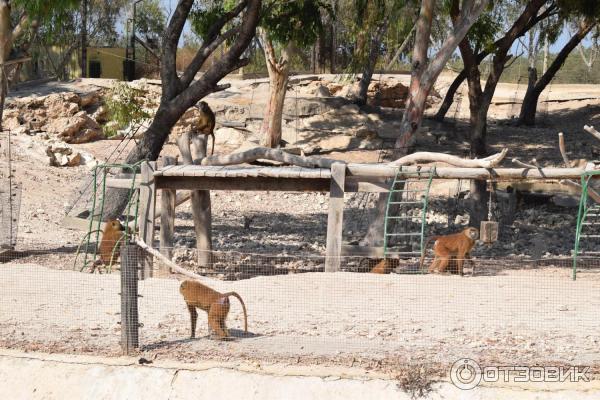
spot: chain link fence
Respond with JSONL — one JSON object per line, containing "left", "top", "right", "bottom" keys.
{"left": 1, "top": 245, "right": 599, "bottom": 375}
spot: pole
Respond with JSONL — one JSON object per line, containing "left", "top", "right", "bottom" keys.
{"left": 81, "top": 0, "right": 88, "bottom": 77}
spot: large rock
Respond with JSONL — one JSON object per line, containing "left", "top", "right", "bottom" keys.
{"left": 44, "top": 93, "right": 81, "bottom": 117}
{"left": 367, "top": 81, "right": 408, "bottom": 108}
{"left": 45, "top": 111, "right": 104, "bottom": 144}
{"left": 46, "top": 143, "right": 83, "bottom": 167}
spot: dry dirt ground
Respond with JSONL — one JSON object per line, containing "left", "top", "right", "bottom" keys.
{"left": 2, "top": 75, "right": 600, "bottom": 372}
{"left": 1, "top": 262, "right": 599, "bottom": 373}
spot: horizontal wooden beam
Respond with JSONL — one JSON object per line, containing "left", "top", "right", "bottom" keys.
{"left": 346, "top": 165, "right": 586, "bottom": 181}
{"left": 105, "top": 177, "right": 142, "bottom": 189}
{"left": 155, "top": 176, "right": 331, "bottom": 192}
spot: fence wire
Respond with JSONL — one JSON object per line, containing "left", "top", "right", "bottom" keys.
{"left": 1, "top": 246, "right": 599, "bottom": 373}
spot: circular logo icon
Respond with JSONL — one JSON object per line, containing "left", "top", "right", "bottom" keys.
{"left": 450, "top": 358, "right": 482, "bottom": 390}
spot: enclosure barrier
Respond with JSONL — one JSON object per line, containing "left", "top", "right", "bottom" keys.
{"left": 1, "top": 245, "right": 599, "bottom": 372}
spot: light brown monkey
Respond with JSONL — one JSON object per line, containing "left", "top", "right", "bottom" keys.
{"left": 419, "top": 227, "right": 479, "bottom": 276}
{"left": 195, "top": 101, "right": 216, "bottom": 156}
{"left": 370, "top": 258, "right": 399, "bottom": 274}
{"left": 96, "top": 219, "right": 125, "bottom": 267}
{"left": 180, "top": 280, "right": 248, "bottom": 340}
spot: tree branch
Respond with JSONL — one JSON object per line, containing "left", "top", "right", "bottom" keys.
{"left": 161, "top": 0, "right": 194, "bottom": 97}
{"left": 201, "top": 147, "right": 341, "bottom": 168}
{"left": 179, "top": 1, "right": 248, "bottom": 87}
{"left": 390, "top": 149, "right": 508, "bottom": 168}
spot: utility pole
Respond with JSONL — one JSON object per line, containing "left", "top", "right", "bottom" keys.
{"left": 81, "top": 0, "right": 88, "bottom": 77}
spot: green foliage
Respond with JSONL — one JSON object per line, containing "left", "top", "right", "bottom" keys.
{"left": 104, "top": 83, "right": 150, "bottom": 137}
{"left": 11, "top": 0, "right": 78, "bottom": 20}
{"left": 261, "top": 0, "right": 331, "bottom": 48}
{"left": 136, "top": 0, "right": 167, "bottom": 42}
{"left": 189, "top": 0, "right": 237, "bottom": 41}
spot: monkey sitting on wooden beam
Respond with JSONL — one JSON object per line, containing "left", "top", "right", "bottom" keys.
{"left": 419, "top": 227, "right": 479, "bottom": 276}
{"left": 180, "top": 280, "right": 248, "bottom": 340}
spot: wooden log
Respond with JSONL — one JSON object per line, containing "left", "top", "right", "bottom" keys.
{"left": 558, "top": 132, "right": 570, "bottom": 167}
{"left": 120, "top": 245, "right": 139, "bottom": 354}
{"left": 584, "top": 125, "right": 600, "bottom": 141}
{"left": 325, "top": 163, "right": 346, "bottom": 272}
{"left": 346, "top": 164, "right": 586, "bottom": 180}
{"left": 389, "top": 149, "right": 508, "bottom": 168}
{"left": 201, "top": 146, "right": 340, "bottom": 168}
{"left": 560, "top": 179, "right": 600, "bottom": 204}
{"left": 137, "top": 161, "right": 156, "bottom": 279}
{"left": 190, "top": 134, "right": 212, "bottom": 268}
{"left": 154, "top": 192, "right": 190, "bottom": 220}
{"left": 159, "top": 156, "right": 177, "bottom": 268}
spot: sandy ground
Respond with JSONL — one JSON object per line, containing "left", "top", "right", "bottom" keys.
{"left": 1, "top": 262, "right": 599, "bottom": 371}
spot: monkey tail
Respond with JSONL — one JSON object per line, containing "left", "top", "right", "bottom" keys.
{"left": 419, "top": 236, "right": 439, "bottom": 269}
{"left": 223, "top": 292, "right": 248, "bottom": 333}
{"left": 210, "top": 133, "right": 215, "bottom": 156}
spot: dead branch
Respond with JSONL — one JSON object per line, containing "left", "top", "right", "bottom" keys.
{"left": 558, "top": 132, "right": 570, "bottom": 167}
{"left": 511, "top": 158, "right": 538, "bottom": 169}
{"left": 560, "top": 179, "right": 600, "bottom": 204}
{"left": 201, "top": 147, "right": 340, "bottom": 168}
{"left": 390, "top": 148, "right": 508, "bottom": 168}
{"left": 134, "top": 239, "right": 210, "bottom": 283}
{"left": 584, "top": 125, "right": 600, "bottom": 141}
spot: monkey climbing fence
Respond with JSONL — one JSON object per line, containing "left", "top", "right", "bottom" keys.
{"left": 73, "top": 162, "right": 143, "bottom": 272}
{"left": 383, "top": 167, "right": 434, "bottom": 271}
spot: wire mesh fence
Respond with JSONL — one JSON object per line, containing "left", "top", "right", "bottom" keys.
{"left": 1, "top": 246, "right": 599, "bottom": 373}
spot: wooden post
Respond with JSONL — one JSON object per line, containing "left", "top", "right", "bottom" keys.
{"left": 159, "top": 156, "right": 176, "bottom": 268}
{"left": 138, "top": 161, "right": 156, "bottom": 279}
{"left": 191, "top": 135, "right": 212, "bottom": 268}
{"left": 325, "top": 162, "right": 346, "bottom": 272}
{"left": 120, "top": 245, "right": 139, "bottom": 354}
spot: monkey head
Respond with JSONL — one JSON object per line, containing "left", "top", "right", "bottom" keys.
{"left": 107, "top": 219, "right": 125, "bottom": 232}
{"left": 464, "top": 227, "right": 479, "bottom": 240}
{"left": 197, "top": 101, "right": 210, "bottom": 112}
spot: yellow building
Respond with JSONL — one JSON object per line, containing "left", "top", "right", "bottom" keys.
{"left": 27, "top": 46, "right": 128, "bottom": 81}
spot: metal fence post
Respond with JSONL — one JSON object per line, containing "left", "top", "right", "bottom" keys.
{"left": 120, "top": 244, "right": 140, "bottom": 354}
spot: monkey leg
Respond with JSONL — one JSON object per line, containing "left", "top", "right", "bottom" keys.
{"left": 428, "top": 258, "right": 440, "bottom": 273}
{"left": 187, "top": 304, "right": 198, "bottom": 339}
{"left": 208, "top": 299, "right": 230, "bottom": 339}
{"left": 436, "top": 255, "right": 451, "bottom": 274}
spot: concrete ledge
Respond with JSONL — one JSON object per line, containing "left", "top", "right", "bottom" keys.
{"left": 0, "top": 350, "right": 599, "bottom": 400}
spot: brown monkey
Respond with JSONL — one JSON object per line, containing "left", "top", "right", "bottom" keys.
{"left": 180, "top": 280, "right": 248, "bottom": 340}
{"left": 96, "top": 219, "right": 125, "bottom": 267}
{"left": 419, "top": 227, "right": 479, "bottom": 276}
{"left": 370, "top": 258, "right": 399, "bottom": 274}
{"left": 195, "top": 101, "right": 216, "bottom": 156}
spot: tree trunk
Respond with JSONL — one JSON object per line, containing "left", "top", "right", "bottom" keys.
{"left": 433, "top": 69, "right": 467, "bottom": 121}
{"left": 258, "top": 29, "right": 291, "bottom": 148}
{"left": 355, "top": 18, "right": 389, "bottom": 106}
{"left": 518, "top": 19, "right": 596, "bottom": 126}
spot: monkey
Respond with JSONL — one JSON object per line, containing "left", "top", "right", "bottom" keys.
{"left": 419, "top": 227, "right": 479, "bottom": 276}
{"left": 179, "top": 280, "right": 248, "bottom": 340}
{"left": 194, "top": 101, "right": 216, "bottom": 156}
{"left": 370, "top": 258, "right": 399, "bottom": 274}
{"left": 94, "top": 219, "right": 125, "bottom": 269}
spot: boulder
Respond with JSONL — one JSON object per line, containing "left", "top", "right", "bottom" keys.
{"left": 46, "top": 111, "right": 104, "bottom": 143}
{"left": 46, "top": 143, "right": 83, "bottom": 167}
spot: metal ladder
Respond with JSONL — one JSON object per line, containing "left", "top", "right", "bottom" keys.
{"left": 573, "top": 170, "right": 600, "bottom": 280}
{"left": 383, "top": 167, "right": 435, "bottom": 266}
